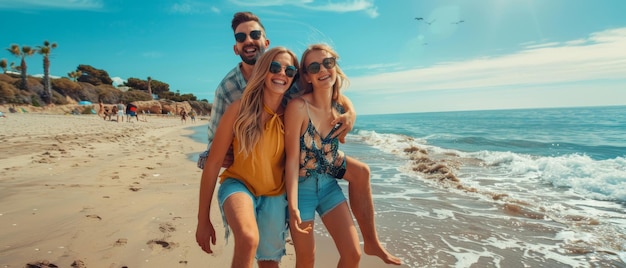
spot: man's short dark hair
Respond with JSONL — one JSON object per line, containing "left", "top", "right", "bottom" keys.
{"left": 231, "top": 11, "right": 265, "bottom": 32}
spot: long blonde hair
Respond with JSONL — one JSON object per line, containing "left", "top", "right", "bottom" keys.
{"left": 233, "top": 46, "right": 299, "bottom": 157}
{"left": 298, "top": 43, "right": 350, "bottom": 103}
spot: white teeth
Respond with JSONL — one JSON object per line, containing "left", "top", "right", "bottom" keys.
{"left": 272, "top": 79, "right": 286, "bottom": 85}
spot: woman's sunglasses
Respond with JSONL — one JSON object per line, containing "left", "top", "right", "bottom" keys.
{"left": 234, "top": 30, "right": 262, "bottom": 43}
{"left": 269, "top": 62, "right": 297, "bottom": 78}
{"left": 306, "top": 57, "right": 336, "bottom": 74}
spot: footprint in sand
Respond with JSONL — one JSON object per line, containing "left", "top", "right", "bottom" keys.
{"left": 159, "top": 222, "right": 176, "bottom": 233}
{"left": 25, "top": 260, "right": 59, "bottom": 268}
{"left": 114, "top": 238, "right": 128, "bottom": 247}
{"left": 147, "top": 239, "right": 177, "bottom": 250}
{"left": 71, "top": 260, "right": 86, "bottom": 268}
{"left": 129, "top": 184, "right": 141, "bottom": 191}
{"left": 85, "top": 214, "right": 102, "bottom": 220}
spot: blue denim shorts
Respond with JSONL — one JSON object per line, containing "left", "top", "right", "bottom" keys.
{"left": 298, "top": 173, "right": 347, "bottom": 222}
{"left": 217, "top": 178, "right": 288, "bottom": 262}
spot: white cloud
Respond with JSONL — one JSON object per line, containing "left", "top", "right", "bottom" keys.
{"left": 523, "top": 42, "right": 560, "bottom": 49}
{"left": 0, "top": 0, "right": 103, "bottom": 10}
{"left": 111, "top": 77, "right": 126, "bottom": 86}
{"left": 228, "top": 0, "right": 379, "bottom": 18}
{"left": 169, "top": 1, "right": 220, "bottom": 14}
{"left": 304, "top": 0, "right": 378, "bottom": 18}
{"left": 349, "top": 27, "right": 626, "bottom": 95}
{"left": 343, "top": 62, "right": 401, "bottom": 71}
{"left": 170, "top": 3, "right": 193, "bottom": 14}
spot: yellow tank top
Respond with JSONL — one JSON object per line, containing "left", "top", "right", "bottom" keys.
{"left": 219, "top": 105, "right": 285, "bottom": 196}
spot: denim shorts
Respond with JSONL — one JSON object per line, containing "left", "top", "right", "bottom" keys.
{"left": 298, "top": 173, "right": 347, "bottom": 222}
{"left": 217, "top": 178, "right": 288, "bottom": 262}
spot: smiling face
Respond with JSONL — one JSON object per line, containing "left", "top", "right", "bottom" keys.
{"left": 264, "top": 52, "right": 296, "bottom": 95}
{"left": 233, "top": 21, "right": 269, "bottom": 65}
{"left": 303, "top": 49, "right": 336, "bottom": 91}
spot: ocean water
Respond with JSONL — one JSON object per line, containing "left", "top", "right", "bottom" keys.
{"left": 189, "top": 105, "right": 626, "bottom": 268}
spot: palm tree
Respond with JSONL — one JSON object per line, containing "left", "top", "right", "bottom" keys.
{"left": 68, "top": 70, "right": 82, "bottom": 82}
{"left": 37, "top": 41, "right": 58, "bottom": 104}
{"left": 6, "top": 44, "right": 35, "bottom": 90}
{"left": 147, "top": 76, "right": 153, "bottom": 99}
{"left": 0, "top": 59, "right": 7, "bottom": 73}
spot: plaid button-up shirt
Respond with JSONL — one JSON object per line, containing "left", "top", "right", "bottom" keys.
{"left": 206, "top": 64, "right": 248, "bottom": 148}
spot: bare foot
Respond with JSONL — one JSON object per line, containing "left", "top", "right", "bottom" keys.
{"left": 364, "top": 242, "right": 402, "bottom": 265}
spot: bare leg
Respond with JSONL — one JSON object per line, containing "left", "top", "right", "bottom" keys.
{"left": 289, "top": 220, "right": 316, "bottom": 268}
{"left": 222, "top": 193, "right": 259, "bottom": 268}
{"left": 322, "top": 202, "right": 361, "bottom": 268}
{"left": 257, "top": 260, "right": 279, "bottom": 268}
{"left": 343, "top": 156, "right": 402, "bottom": 265}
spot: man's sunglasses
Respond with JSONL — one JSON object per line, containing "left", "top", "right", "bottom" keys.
{"left": 269, "top": 62, "right": 297, "bottom": 78}
{"left": 234, "top": 30, "right": 262, "bottom": 43}
{"left": 306, "top": 57, "right": 336, "bottom": 74}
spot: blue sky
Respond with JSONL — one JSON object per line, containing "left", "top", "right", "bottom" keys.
{"left": 1, "top": 0, "right": 625, "bottom": 115}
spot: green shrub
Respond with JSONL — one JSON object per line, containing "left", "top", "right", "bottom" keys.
{"left": 31, "top": 96, "right": 41, "bottom": 107}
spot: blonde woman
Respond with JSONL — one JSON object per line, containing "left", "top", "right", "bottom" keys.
{"left": 285, "top": 44, "right": 364, "bottom": 268}
{"left": 196, "top": 47, "right": 299, "bottom": 268}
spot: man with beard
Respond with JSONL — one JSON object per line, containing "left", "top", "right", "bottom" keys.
{"left": 197, "top": 11, "right": 401, "bottom": 266}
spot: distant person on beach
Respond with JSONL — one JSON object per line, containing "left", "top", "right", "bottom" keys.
{"left": 110, "top": 105, "right": 118, "bottom": 121}
{"left": 98, "top": 100, "right": 105, "bottom": 118}
{"left": 189, "top": 110, "right": 196, "bottom": 122}
{"left": 196, "top": 11, "right": 400, "bottom": 265}
{"left": 180, "top": 108, "right": 187, "bottom": 124}
{"left": 103, "top": 106, "right": 112, "bottom": 121}
{"left": 196, "top": 47, "right": 299, "bottom": 267}
{"left": 116, "top": 101, "right": 125, "bottom": 122}
{"left": 126, "top": 102, "right": 138, "bottom": 122}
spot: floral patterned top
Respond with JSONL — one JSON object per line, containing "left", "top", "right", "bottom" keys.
{"left": 299, "top": 102, "right": 346, "bottom": 178}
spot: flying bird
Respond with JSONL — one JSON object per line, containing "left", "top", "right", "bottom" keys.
{"left": 414, "top": 17, "right": 436, "bottom": 25}
{"left": 452, "top": 20, "right": 465, "bottom": 24}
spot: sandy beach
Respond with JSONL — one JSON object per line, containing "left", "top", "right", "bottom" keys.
{"left": 0, "top": 112, "right": 403, "bottom": 268}
{"left": 0, "top": 112, "right": 243, "bottom": 267}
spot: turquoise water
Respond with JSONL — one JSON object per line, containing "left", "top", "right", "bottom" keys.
{"left": 355, "top": 105, "right": 626, "bottom": 160}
